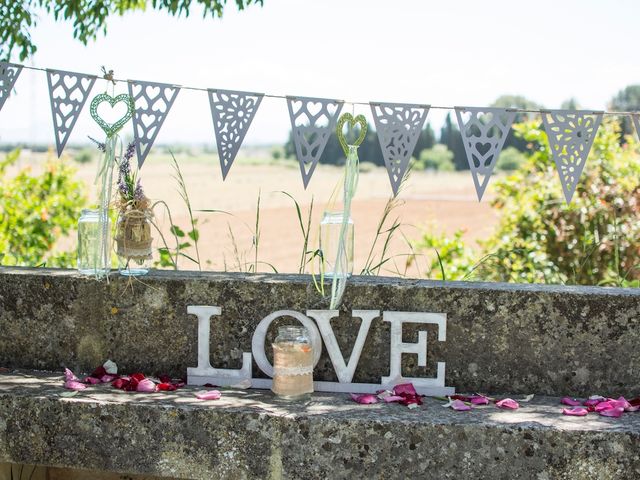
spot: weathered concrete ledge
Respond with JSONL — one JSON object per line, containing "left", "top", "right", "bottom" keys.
{"left": 1, "top": 371, "right": 639, "bottom": 480}
{"left": 1, "top": 267, "right": 639, "bottom": 396}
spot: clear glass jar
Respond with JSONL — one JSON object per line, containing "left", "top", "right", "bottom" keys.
{"left": 272, "top": 325, "right": 314, "bottom": 399}
{"left": 77, "top": 209, "right": 110, "bottom": 276}
{"left": 115, "top": 211, "right": 153, "bottom": 276}
{"left": 319, "top": 211, "right": 354, "bottom": 278}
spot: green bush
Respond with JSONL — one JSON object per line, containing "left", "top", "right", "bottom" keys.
{"left": 414, "top": 119, "right": 640, "bottom": 286}
{"left": 0, "top": 149, "right": 87, "bottom": 267}
{"left": 415, "top": 145, "right": 455, "bottom": 171}
{"left": 73, "top": 148, "right": 94, "bottom": 164}
{"left": 496, "top": 146, "right": 526, "bottom": 171}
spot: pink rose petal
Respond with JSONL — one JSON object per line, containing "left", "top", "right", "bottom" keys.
{"left": 595, "top": 401, "right": 616, "bottom": 412}
{"left": 583, "top": 396, "right": 606, "bottom": 407}
{"left": 64, "top": 380, "right": 87, "bottom": 390}
{"left": 136, "top": 378, "right": 157, "bottom": 393}
{"left": 350, "top": 393, "right": 378, "bottom": 404}
{"left": 562, "top": 407, "right": 588, "bottom": 416}
{"left": 561, "top": 397, "right": 582, "bottom": 407}
{"left": 195, "top": 390, "right": 222, "bottom": 400}
{"left": 496, "top": 398, "right": 519, "bottom": 410}
{"left": 450, "top": 399, "right": 472, "bottom": 411}
{"left": 100, "top": 374, "right": 118, "bottom": 383}
{"left": 599, "top": 407, "right": 624, "bottom": 418}
{"left": 470, "top": 395, "right": 490, "bottom": 405}
{"left": 393, "top": 383, "right": 417, "bottom": 396}
{"left": 64, "top": 368, "right": 79, "bottom": 382}
{"left": 382, "top": 395, "right": 404, "bottom": 403}
{"left": 84, "top": 376, "right": 101, "bottom": 385}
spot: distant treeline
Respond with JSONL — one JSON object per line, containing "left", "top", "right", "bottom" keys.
{"left": 284, "top": 87, "right": 640, "bottom": 169}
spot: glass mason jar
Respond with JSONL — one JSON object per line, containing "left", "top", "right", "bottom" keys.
{"left": 319, "top": 211, "right": 354, "bottom": 278}
{"left": 77, "top": 209, "right": 110, "bottom": 276}
{"left": 115, "top": 210, "right": 153, "bottom": 276}
{"left": 271, "top": 325, "right": 314, "bottom": 399}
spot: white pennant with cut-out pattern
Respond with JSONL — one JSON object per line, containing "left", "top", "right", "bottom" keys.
{"left": 542, "top": 110, "right": 603, "bottom": 203}
{"left": 287, "top": 96, "right": 343, "bottom": 188}
{"left": 455, "top": 107, "right": 516, "bottom": 201}
{"left": 370, "top": 102, "right": 429, "bottom": 196}
{"left": 46, "top": 69, "right": 97, "bottom": 157}
{"left": 0, "top": 62, "right": 23, "bottom": 114}
{"left": 208, "top": 89, "right": 264, "bottom": 180}
{"left": 128, "top": 80, "right": 181, "bottom": 168}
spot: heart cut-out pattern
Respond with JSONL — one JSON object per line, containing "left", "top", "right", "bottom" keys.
{"left": 542, "top": 110, "right": 603, "bottom": 203}
{"left": 286, "top": 96, "right": 343, "bottom": 188}
{"left": 46, "top": 69, "right": 97, "bottom": 157}
{"left": 0, "top": 62, "right": 23, "bottom": 114}
{"left": 336, "top": 113, "right": 367, "bottom": 156}
{"left": 455, "top": 107, "right": 516, "bottom": 201}
{"left": 370, "top": 102, "right": 429, "bottom": 196}
{"left": 128, "top": 80, "right": 181, "bottom": 168}
{"left": 90, "top": 93, "right": 134, "bottom": 138}
{"left": 208, "top": 89, "right": 264, "bottom": 180}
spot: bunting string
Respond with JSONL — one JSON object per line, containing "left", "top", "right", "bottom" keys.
{"left": 1, "top": 61, "right": 639, "bottom": 204}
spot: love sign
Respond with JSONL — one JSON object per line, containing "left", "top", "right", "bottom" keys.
{"left": 187, "top": 306, "right": 455, "bottom": 396}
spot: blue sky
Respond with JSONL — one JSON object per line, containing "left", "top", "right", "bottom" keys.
{"left": 1, "top": 0, "right": 639, "bottom": 146}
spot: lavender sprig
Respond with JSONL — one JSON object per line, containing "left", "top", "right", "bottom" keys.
{"left": 88, "top": 136, "right": 106, "bottom": 152}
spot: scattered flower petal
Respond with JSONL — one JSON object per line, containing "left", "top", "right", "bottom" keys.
{"left": 103, "top": 359, "right": 118, "bottom": 374}
{"left": 195, "top": 390, "right": 222, "bottom": 400}
{"left": 90, "top": 365, "right": 107, "bottom": 379}
{"left": 64, "top": 380, "right": 87, "bottom": 390}
{"left": 136, "top": 378, "right": 157, "bottom": 393}
{"left": 407, "top": 402, "right": 420, "bottom": 409}
{"left": 583, "top": 397, "right": 604, "bottom": 407}
{"left": 561, "top": 397, "right": 582, "bottom": 407}
{"left": 520, "top": 394, "right": 535, "bottom": 402}
{"left": 111, "top": 378, "right": 130, "bottom": 390}
{"left": 64, "top": 368, "right": 79, "bottom": 382}
{"left": 100, "top": 374, "right": 118, "bottom": 383}
{"left": 84, "top": 376, "right": 101, "bottom": 385}
{"left": 60, "top": 390, "right": 79, "bottom": 397}
{"left": 382, "top": 395, "right": 404, "bottom": 403}
{"left": 470, "top": 395, "right": 490, "bottom": 405}
{"left": 393, "top": 383, "right": 417, "bottom": 396}
{"left": 599, "top": 407, "right": 624, "bottom": 418}
{"left": 496, "top": 398, "right": 519, "bottom": 410}
{"left": 450, "top": 400, "right": 472, "bottom": 411}
{"left": 562, "top": 407, "right": 588, "bottom": 416}
{"left": 350, "top": 393, "right": 379, "bottom": 404}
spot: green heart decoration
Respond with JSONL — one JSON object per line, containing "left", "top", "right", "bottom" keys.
{"left": 336, "top": 113, "right": 367, "bottom": 156}
{"left": 90, "top": 93, "right": 135, "bottom": 138}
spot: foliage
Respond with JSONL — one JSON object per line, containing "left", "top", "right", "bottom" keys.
{"left": 609, "top": 84, "right": 640, "bottom": 136}
{"left": 73, "top": 148, "right": 94, "bottom": 164}
{"left": 415, "top": 144, "right": 454, "bottom": 171}
{"left": 0, "top": 149, "right": 87, "bottom": 266}
{"left": 439, "top": 113, "right": 467, "bottom": 171}
{"left": 496, "top": 146, "right": 526, "bottom": 171}
{"left": 412, "top": 229, "right": 475, "bottom": 281}
{"left": 416, "top": 118, "right": 640, "bottom": 287}
{"left": 0, "top": 0, "right": 264, "bottom": 61}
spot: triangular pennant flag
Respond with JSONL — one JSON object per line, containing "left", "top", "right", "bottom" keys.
{"left": 542, "top": 110, "right": 603, "bottom": 203}
{"left": 370, "top": 102, "right": 429, "bottom": 196}
{"left": 128, "top": 80, "right": 181, "bottom": 168}
{"left": 455, "top": 107, "right": 516, "bottom": 201}
{"left": 208, "top": 89, "right": 264, "bottom": 180}
{"left": 46, "top": 69, "right": 97, "bottom": 157}
{"left": 286, "top": 96, "right": 343, "bottom": 188}
{"left": 0, "top": 62, "right": 23, "bottom": 113}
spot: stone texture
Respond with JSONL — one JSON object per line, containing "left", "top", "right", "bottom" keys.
{"left": 1, "top": 371, "right": 639, "bottom": 480}
{"left": 0, "top": 267, "right": 639, "bottom": 397}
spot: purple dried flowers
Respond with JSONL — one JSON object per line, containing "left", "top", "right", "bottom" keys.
{"left": 116, "top": 142, "right": 145, "bottom": 204}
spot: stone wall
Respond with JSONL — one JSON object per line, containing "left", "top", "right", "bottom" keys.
{"left": 1, "top": 267, "right": 639, "bottom": 396}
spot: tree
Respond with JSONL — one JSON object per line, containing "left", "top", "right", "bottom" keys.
{"left": 415, "top": 144, "right": 454, "bottom": 171}
{"left": 439, "top": 113, "right": 467, "bottom": 170}
{"left": 491, "top": 94, "right": 544, "bottom": 152}
{"left": 610, "top": 85, "right": 640, "bottom": 137}
{"left": 0, "top": 0, "right": 264, "bottom": 61}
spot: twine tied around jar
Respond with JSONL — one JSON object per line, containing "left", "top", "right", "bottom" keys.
{"left": 115, "top": 208, "right": 153, "bottom": 263}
